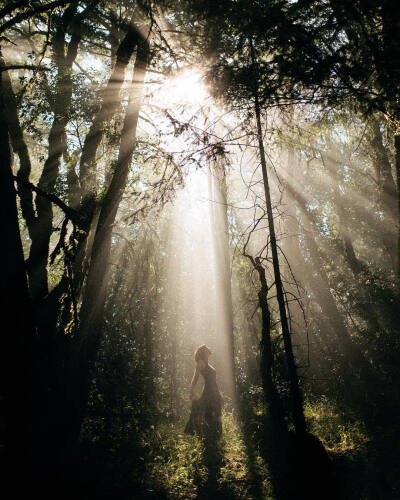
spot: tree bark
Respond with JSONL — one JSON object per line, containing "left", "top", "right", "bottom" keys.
{"left": 26, "top": 4, "right": 90, "bottom": 305}
{"left": 368, "top": 118, "right": 398, "bottom": 270}
{"left": 254, "top": 256, "right": 286, "bottom": 433}
{"left": 2, "top": 67, "right": 35, "bottom": 231}
{"left": 43, "top": 13, "right": 141, "bottom": 337}
{"left": 0, "top": 64, "right": 37, "bottom": 495}
{"left": 395, "top": 133, "right": 400, "bottom": 283}
{"left": 61, "top": 20, "right": 144, "bottom": 319}
{"left": 251, "top": 41, "right": 306, "bottom": 435}
{"left": 70, "top": 34, "right": 150, "bottom": 441}
{"left": 78, "top": 19, "right": 143, "bottom": 208}
{"left": 208, "top": 159, "right": 236, "bottom": 404}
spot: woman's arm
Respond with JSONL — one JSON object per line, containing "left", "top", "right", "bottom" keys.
{"left": 190, "top": 360, "right": 205, "bottom": 399}
{"left": 190, "top": 365, "right": 199, "bottom": 400}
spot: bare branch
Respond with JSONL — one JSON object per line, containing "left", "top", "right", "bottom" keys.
{"left": 13, "top": 175, "right": 88, "bottom": 227}
{"left": 0, "top": 64, "right": 50, "bottom": 72}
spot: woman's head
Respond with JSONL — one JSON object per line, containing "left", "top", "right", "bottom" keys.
{"left": 194, "top": 344, "right": 212, "bottom": 362}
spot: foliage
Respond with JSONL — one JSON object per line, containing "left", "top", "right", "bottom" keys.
{"left": 143, "top": 412, "right": 273, "bottom": 500}
{"left": 304, "top": 398, "right": 369, "bottom": 453}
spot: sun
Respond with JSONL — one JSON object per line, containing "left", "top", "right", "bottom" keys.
{"left": 143, "top": 67, "right": 210, "bottom": 153}
{"left": 160, "top": 68, "right": 208, "bottom": 105}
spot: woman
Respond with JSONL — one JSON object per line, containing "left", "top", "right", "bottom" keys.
{"left": 184, "top": 344, "right": 222, "bottom": 438}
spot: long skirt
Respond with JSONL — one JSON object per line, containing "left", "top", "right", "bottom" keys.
{"left": 184, "top": 394, "right": 222, "bottom": 438}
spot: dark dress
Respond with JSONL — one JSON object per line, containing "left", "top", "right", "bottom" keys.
{"left": 184, "top": 363, "right": 222, "bottom": 437}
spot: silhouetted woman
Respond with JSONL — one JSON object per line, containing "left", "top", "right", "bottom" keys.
{"left": 184, "top": 344, "right": 222, "bottom": 437}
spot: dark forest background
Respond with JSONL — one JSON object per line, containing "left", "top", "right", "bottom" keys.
{"left": 1, "top": 1, "right": 400, "bottom": 499}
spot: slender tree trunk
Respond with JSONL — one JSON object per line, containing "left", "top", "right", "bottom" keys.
{"left": 243, "top": 252, "right": 291, "bottom": 500}
{"left": 285, "top": 179, "right": 357, "bottom": 346}
{"left": 254, "top": 257, "right": 286, "bottom": 433}
{"left": 395, "top": 134, "right": 400, "bottom": 282}
{"left": 170, "top": 330, "right": 178, "bottom": 416}
{"left": 2, "top": 67, "right": 35, "bottom": 231}
{"left": 322, "top": 152, "right": 383, "bottom": 335}
{"left": 78, "top": 19, "right": 142, "bottom": 207}
{"left": 59, "top": 21, "right": 144, "bottom": 316}
{"left": 251, "top": 41, "right": 306, "bottom": 435}
{"left": 208, "top": 159, "right": 236, "bottom": 404}
{"left": 367, "top": 119, "right": 398, "bottom": 271}
{"left": 26, "top": 5, "right": 89, "bottom": 306}
{"left": 281, "top": 143, "right": 360, "bottom": 372}
{"left": 381, "top": 0, "right": 400, "bottom": 280}
{"left": 46, "top": 19, "right": 143, "bottom": 334}
{"left": 285, "top": 168, "right": 387, "bottom": 429}
{"left": 70, "top": 35, "right": 149, "bottom": 441}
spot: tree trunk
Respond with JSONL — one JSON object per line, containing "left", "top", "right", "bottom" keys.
{"left": 0, "top": 65, "right": 37, "bottom": 495}
{"left": 2, "top": 67, "right": 35, "bottom": 231}
{"left": 26, "top": 5, "right": 88, "bottom": 306}
{"left": 395, "top": 134, "right": 400, "bottom": 283}
{"left": 255, "top": 257, "right": 286, "bottom": 433}
{"left": 208, "top": 159, "right": 236, "bottom": 404}
{"left": 322, "top": 151, "right": 382, "bottom": 335}
{"left": 46, "top": 18, "right": 143, "bottom": 336}
{"left": 243, "top": 253, "right": 292, "bottom": 500}
{"left": 70, "top": 35, "right": 149, "bottom": 442}
{"left": 251, "top": 41, "right": 306, "bottom": 435}
{"left": 368, "top": 118, "right": 398, "bottom": 271}
{"left": 78, "top": 19, "right": 143, "bottom": 207}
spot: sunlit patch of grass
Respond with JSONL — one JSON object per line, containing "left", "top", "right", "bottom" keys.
{"left": 219, "top": 411, "right": 272, "bottom": 499}
{"left": 142, "top": 412, "right": 273, "bottom": 499}
{"left": 142, "top": 422, "right": 204, "bottom": 499}
{"left": 305, "top": 399, "right": 369, "bottom": 452}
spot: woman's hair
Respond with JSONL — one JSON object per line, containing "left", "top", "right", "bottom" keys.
{"left": 194, "top": 344, "right": 209, "bottom": 362}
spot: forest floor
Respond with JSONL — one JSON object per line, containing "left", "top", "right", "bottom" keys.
{"left": 140, "top": 411, "right": 273, "bottom": 499}
{"left": 131, "top": 403, "right": 400, "bottom": 500}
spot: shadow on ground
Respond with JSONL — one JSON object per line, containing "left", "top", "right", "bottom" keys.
{"left": 193, "top": 432, "right": 239, "bottom": 500}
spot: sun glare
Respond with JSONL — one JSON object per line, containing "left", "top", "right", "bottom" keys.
{"left": 161, "top": 68, "right": 208, "bottom": 105}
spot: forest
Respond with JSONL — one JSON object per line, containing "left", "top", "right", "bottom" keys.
{"left": 1, "top": 1, "right": 400, "bottom": 499}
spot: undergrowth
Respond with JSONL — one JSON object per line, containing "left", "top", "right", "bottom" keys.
{"left": 142, "top": 411, "right": 273, "bottom": 499}
{"left": 140, "top": 400, "right": 372, "bottom": 499}
{"left": 305, "top": 398, "right": 369, "bottom": 452}
{"left": 79, "top": 397, "right": 377, "bottom": 499}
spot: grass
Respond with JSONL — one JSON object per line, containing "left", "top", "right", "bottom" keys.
{"left": 304, "top": 398, "right": 369, "bottom": 452}
{"left": 80, "top": 397, "right": 380, "bottom": 499}
{"left": 141, "top": 411, "right": 273, "bottom": 499}
{"left": 140, "top": 401, "right": 371, "bottom": 499}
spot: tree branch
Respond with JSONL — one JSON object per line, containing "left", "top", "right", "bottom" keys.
{"left": 13, "top": 176, "right": 87, "bottom": 227}
{"left": 0, "top": 64, "right": 50, "bottom": 72}
{"left": 0, "top": 0, "right": 79, "bottom": 36}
